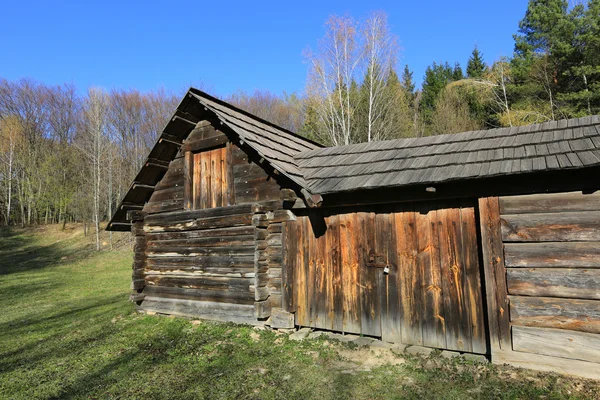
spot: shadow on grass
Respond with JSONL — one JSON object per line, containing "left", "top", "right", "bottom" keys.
{"left": 0, "top": 226, "right": 98, "bottom": 275}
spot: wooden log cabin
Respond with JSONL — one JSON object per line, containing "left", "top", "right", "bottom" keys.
{"left": 108, "top": 88, "right": 600, "bottom": 379}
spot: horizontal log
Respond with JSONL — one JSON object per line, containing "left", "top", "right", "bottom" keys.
{"left": 147, "top": 235, "right": 255, "bottom": 249}
{"left": 251, "top": 200, "right": 283, "bottom": 213}
{"left": 140, "top": 297, "right": 259, "bottom": 325}
{"left": 145, "top": 214, "right": 253, "bottom": 233}
{"left": 267, "top": 209, "right": 296, "bottom": 223}
{"left": 507, "top": 268, "right": 600, "bottom": 300}
{"left": 131, "top": 279, "right": 145, "bottom": 290}
{"left": 144, "top": 285, "right": 254, "bottom": 305}
{"left": 266, "top": 233, "right": 282, "bottom": 246}
{"left": 499, "top": 191, "right": 600, "bottom": 215}
{"left": 504, "top": 242, "right": 600, "bottom": 268}
{"left": 254, "top": 286, "right": 270, "bottom": 301}
{"left": 147, "top": 226, "right": 254, "bottom": 241}
{"left": 145, "top": 275, "right": 252, "bottom": 292}
{"left": 255, "top": 229, "right": 268, "bottom": 240}
{"left": 512, "top": 325, "right": 600, "bottom": 363}
{"left": 252, "top": 214, "right": 269, "bottom": 228}
{"left": 146, "top": 255, "right": 254, "bottom": 269}
{"left": 145, "top": 268, "right": 254, "bottom": 278}
{"left": 267, "top": 223, "right": 282, "bottom": 234}
{"left": 501, "top": 212, "right": 600, "bottom": 242}
{"left": 143, "top": 199, "right": 184, "bottom": 214}
{"left": 510, "top": 295, "right": 600, "bottom": 334}
{"left": 181, "top": 133, "right": 227, "bottom": 152}
{"left": 130, "top": 292, "right": 146, "bottom": 303}
{"left": 147, "top": 186, "right": 183, "bottom": 203}
{"left": 147, "top": 245, "right": 254, "bottom": 257}
{"left": 145, "top": 203, "right": 253, "bottom": 225}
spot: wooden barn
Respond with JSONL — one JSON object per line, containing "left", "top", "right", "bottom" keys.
{"left": 108, "top": 88, "right": 600, "bottom": 379}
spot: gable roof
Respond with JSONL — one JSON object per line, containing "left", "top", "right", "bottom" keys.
{"left": 294, "top": 115, "right": 600, "bottom": 195}
{"left": 107, "top": 88, "right": 322, "bottom": 231}
{"left": 108, "top": 86, "right": 600, "bottom": 232}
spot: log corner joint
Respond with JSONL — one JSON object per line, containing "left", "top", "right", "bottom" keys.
{"left": 300, "top": 188, "right": 323, "bottom": 208}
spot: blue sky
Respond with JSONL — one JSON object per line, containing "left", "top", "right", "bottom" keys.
{"left": 0, "top": 1, "right": 528, "bottom": 98}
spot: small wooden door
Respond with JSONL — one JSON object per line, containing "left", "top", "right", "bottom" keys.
{"left": 184, "top": 145, "right": 233, "bottom": 210}
{"left": 286, "top": 200, "right": 488, "bottom": 354}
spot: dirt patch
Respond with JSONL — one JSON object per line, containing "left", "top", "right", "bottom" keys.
{"left": 333, "top": 346, "right": 405, "bottom": 373}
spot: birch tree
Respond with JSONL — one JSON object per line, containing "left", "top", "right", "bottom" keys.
{"left": 305, "top": 15, "right": 362, "bottom": 146}
{"left": 78, "top": 88, "right": 109, "bottom": 251}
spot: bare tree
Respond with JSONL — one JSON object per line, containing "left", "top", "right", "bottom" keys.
{"left": 361, "top": 11, "right": 399, "bottom": 142}
{"left": 305, "top": 15, "right": 362, "bottom": 146}
{"left": 77, "top": 88, "right": 110, "bottom": 251}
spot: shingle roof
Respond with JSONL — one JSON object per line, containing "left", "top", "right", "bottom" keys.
{"left": 107, "top": 88, "right": 321, "bottom": 231}
{"left": 294, "top": 115, "right": 600, "bottom": 195}
{"left": 189, "top": 91, "right": 320, "bottom": 188}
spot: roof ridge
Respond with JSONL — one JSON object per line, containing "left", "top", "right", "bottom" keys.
{"left": 295, "top": 116, "right": 600, "bottom": 160}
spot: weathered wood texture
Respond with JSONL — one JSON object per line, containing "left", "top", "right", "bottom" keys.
{"left": 232, "top": 146, "right": 281, "bottom": 204}
{"left": 496, "top": 191, "right": 600, "bottom": 369}
{"left": 286, "top": 201, "right": 487, "bottom": 353}
{"left": 478, "top": 197, "right": 511, "bottom": 351}
{"left": 190, "top": 146, "right": 232, "bottom": 209}
{"left": 512, "top": 326, "right": 600, "bottom": 364}
{"left": 143, "top": 157, "right": 184, "bottom": 214}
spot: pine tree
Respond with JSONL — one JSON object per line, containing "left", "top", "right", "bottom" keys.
{"left": 452, "top": 63, "right": 464, "bottom": 81}
{"left": 401, "top": 65, "right": 415, "bottom": 96}
{"left": 466, "top": 46, "right": 487, "bottom": 78}
{"left": 420, "top": 62, "right": 454, "bottom": 121}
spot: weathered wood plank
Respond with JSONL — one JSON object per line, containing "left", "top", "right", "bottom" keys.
{"left": 296, "top": 218, "right": 308, "bottom": 326}
{"left": 359, "top": 212, "right": 381, "bottom": 337}
{"left": 438, "top": 205, "right": 471, "bottom": 352}
{"left": 141, "top": 297, "right": 258, "bottom": 325}
{"left": 507, "top": 268, "right": 600, "bottom": 299}
{"left": 418, "top": 207, "right": 446, "bottom": 350}
{"left": 282, "top": 221, "right": 295, "bottom": 312}
{"left": 396, "top": 209, "right": 422, "bottom": 345}
{"left": 377, "top": 212, "right": 402, "bottom": 343}
{"left": 499, "top": 191, "right": 600, "bottom": 215}
{"left": 145, "top": 203, "right": 253, "bottom": 224}
{"left": 144, "top": 285, "right": 254, "bottom": 305}
{"left": 501, "top": 212, "right": 600, "bottom": 242}
{"left": 147, "top": 225, "right": 254, "bottom": 241}
{"left": 340, "top": 213, "right": 361, "bottom": 334}
{"left": 145, "top": 275, "right": 252, "bottom": 292}
{"left": 145, "top": 214, "right": 253, "bottom": 233}
{"left": 147, "top": 235, "right": 255, "bottom": 249}
{"left": 504, "top": 242, "right": 600, "bottom": 268}
{"left": 147, "top": 246, "right": 255, "bottom": 258}
{"left": 314, "top": 213, "right": 329, "bottom": 329}
{"left": 510, "top": 295, "right": 600, "bottom": 334}
{"left": 327, "top": 214, "right": 343, "bottom": 332}
{"left": 478, "top": 196, "right": 511, "bottom": 351}
{"left": 184, "top": 151, "right": 193, "bottom": 210}
{"left": 512, "top": 325, "right": 600, "bottom": 364}
{"left": 459, "top": 202, "right": 487, "bottom": 354}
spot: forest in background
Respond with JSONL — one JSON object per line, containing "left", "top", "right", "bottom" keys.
{"left": 0, "top": 0, "right": 599, "bottom": 248}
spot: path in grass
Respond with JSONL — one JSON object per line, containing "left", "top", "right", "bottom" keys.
{"left": 0, "top": 225, "right": 598, "bottom": 399}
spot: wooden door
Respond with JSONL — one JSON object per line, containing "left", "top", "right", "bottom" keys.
{"left": 286, "top": 200, "right": 488, "bottom": 354}
{"left": 184, "top": 145, "right": 233, "bottom": 210}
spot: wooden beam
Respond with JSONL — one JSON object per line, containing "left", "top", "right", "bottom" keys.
{"left": 300, "top": 188, "right": 323, "bottom": 208}
{"left": 158, "top": 134, "right": 183, "bottom": 146}
{"left": 172, "top": 115, "right": 199, "bottom": 126}
{"left": 132, "top": 183, "right": 155, "bottom": 190}
{"left": 181, "top": 133, "right": 228, "bottom": 153}
{"left": 145, "top": 158, "right": 170, "bottom": 169}
{"left": 121, "top": 203, "right": 144, "bottom": 211}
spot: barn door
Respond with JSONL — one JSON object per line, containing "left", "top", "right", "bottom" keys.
{"left": 287, "top": 200, "right": 488, "bottom": 354}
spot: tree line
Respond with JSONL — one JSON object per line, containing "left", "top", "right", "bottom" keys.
{"left": 1, "top": 0, "right": 599, "bottom": 243}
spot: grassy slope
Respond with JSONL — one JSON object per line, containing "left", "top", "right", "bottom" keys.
{"left": 0, "top": 225, "right": 599, "bottom": 400}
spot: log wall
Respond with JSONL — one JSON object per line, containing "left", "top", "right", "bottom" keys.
{"left": 133, "top": 119, "right": 288, "bottom": 324}
{"left": 481, "top": 191, "right": 600, "bottom": 379}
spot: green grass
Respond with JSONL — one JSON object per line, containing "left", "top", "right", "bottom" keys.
{"left": 0, "top": 225, "right": 599, "bottom": 399}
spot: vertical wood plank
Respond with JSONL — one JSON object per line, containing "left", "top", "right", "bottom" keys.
{"left": 282, "top": 220, "right": 296, "bottom": 312}
{"left": 418, "top": 206, "right": 447, "bottom": 349}
{"left": 192, "top": 152, "right": 202, "bottom": 209}
{"left": 314, "top": 213, "right": 329, "bottom": 329}
{"left": 341, "top": 213, "right": 361, "bottom": 334}
{"left": 396, "top": 209, "right": 422, "bottom": 345}
{"left": 438, "top": 204, "right": 471, "bottom": 352}
{"left": 210, "top": 149, "right": 220, "bottom": 208}
{"left": 359, "top": 212, "right": 381, "bottom": 337}
{"left": 377, "top": 213, "right": 402, "bottom": 343}
{"left": 225, "top": 143, "right": 234, "bottom": 206}
{"left": 200, "top": 151, "right": 211, "bottom": 209}
{"left": 479, "top": 196, "right": 511, "bottom": 351}
{"left": 326, "top": 214, "right": 343, "bottom": 332}
{"left": 183, "top": 151, "right": 193, "bottom": 210}
{"left": 295, "top": 217, "right": 308, "bottom": 326}
{"left": 307, "top": 214, "right": 317, "bottom": 328}
{"left": 459, "top": 201, "right": 488, "bottom": 354}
